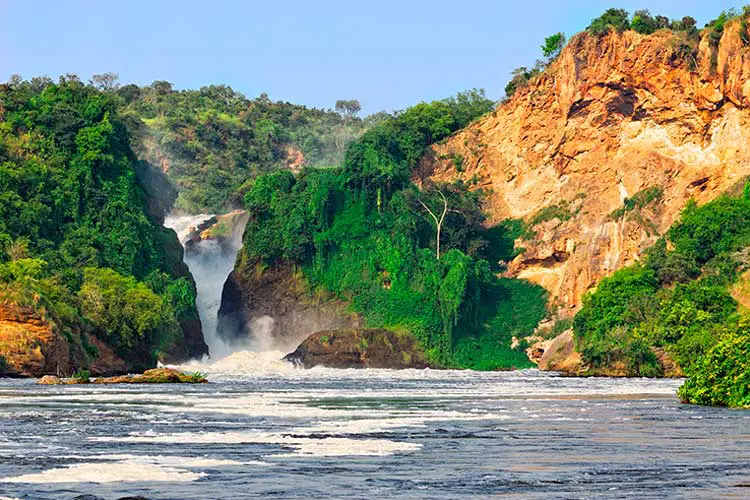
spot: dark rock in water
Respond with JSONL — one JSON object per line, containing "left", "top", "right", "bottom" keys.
{"left": 183, "top": 210, "right": 248, "bottom": 254}
{"left": 284, "top": 328, "right": 433, "bottom": 369}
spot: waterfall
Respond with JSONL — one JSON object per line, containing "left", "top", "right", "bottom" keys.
{"left": 165, "top": 212, "right": 249, "bottom": 360}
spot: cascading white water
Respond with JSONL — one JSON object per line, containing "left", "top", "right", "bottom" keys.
{"left": 165, "top": 213, "right": 256, "bottom": 361}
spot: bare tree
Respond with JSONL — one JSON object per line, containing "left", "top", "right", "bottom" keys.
{"left": 418, "top": 191, "right": 449, "bottom": 260}
{"left": 90, "top": 72, "right": 120, "bottom": 91}
{"left": 335, "top": 99, "right": 361, "bottom": 121}
{"left": 7, "top": 74, "right": 22, "bottom": 86}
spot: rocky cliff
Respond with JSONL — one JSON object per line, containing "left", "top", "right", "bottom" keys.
{"left": 218, "top": 258, "right": 360, "bottom": 352}
{"left": 420, "top": 22, "right": 750, "bottom": 317}
{"left": 0, "top": 302, "right": 127, "bottom": 377}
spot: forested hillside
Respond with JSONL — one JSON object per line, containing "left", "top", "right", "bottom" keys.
{"left": 119, "top": 81, "right": 374, "bottom": 212}
{"left": 230, "top": 90, "right": 547, "bottom": 369}
{"left": 0, "top": 77, "right": 205, "bottom": 375}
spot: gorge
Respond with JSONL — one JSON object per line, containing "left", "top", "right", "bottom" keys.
{"left": 2, "top": 4, "right": 750, "bottom": 498}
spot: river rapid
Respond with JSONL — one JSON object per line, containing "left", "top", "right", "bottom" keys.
{"left": 0, "top": 358, "right": 748, "bottom": 499}
{"left": 1, "top": 216, "right": 746, "bottom": 499}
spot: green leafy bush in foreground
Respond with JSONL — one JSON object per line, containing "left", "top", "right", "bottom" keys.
{"left": 678, "top": 323, "right": 750, "bottom": 407}
{"left": 240, "top": 92, "right": 546, "bottom": 369}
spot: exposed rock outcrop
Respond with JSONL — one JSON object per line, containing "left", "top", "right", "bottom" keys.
{"left": 535, "top": 331, "right": 586, "bottom": 375}
{"left": 421, "top": 23, "right": 750, "bottom": 317}
{"left": 35, "top": 368, "right": 206, "bottom": 385}
{"left": 530, "top": 330, "right": 684, "bottom": 377}
{"left": 183, "top": 209, "right": 249, "bottom": 254}
{"left": 0, "top": 301, "right": 127, "bottom": 377}
{"left": 218, "top": 260, "right": 360, "bottom": 352}
{"left": 284, "top": 328, "right": 431, "bottom": 369}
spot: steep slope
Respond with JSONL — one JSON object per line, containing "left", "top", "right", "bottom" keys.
{"left": 217, "top": 93, "right": 545, "bottom": 369}
{"left": 0, "top": 79, "right": 207, "bottom": 376}
{"left": 421, "top": 22, "right": 750, "bottom": 316}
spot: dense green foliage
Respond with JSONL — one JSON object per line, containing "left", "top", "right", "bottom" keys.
{"left": 0, "top": 78, "right": 198, "bottom": 369}
{"left": 119, "top": 83, "right": 374, "bottom": 212}
{"left": 240, "top": 92, "right": 546, "bottom": 369}
{"left": 588, "top": 9, "right": 631, "bottom": 35}
{"left": 587, "top": 8, "right": 698, "bottom": 37}
{"left": 575, "top": 188, "right": 750, "bottom": 404}
{"left": 678, "top": 322, "right": 750, "bottom": 407}
{"left": 541, "top": 33, "right": 566, "bottom": 59}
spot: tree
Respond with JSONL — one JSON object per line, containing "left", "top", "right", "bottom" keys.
{"left": 90, "top": 72, "right": 120, "bottom": 90}
{"left": 418, "top": 190, "right": 449, "bottom": 260}
{"left": 588, "top": 8, "right": 630, "bottom": 35}
{"left": 151, "top": 80, "right": 174, "bottom": 95}
{"left": 630, "top": 10, "right": 669, "bottom": 35}
{"left": 59, "top": 73, "right": 82, "bottom": 85}
{"left": 542, "top": 32, "right": 566, "bottom": 60}
{"left": 335, "top": 99, "right": 362, "bottom": 120}
{"left": 6, "top": 238, "right": 29, "bottom": 262}
{"left": 671, "top": 16, "right": 698, "bottom": 37}
{"left": 7, "top": 74, "right": 22, "bottom": 87}
{"left": 505, "top": 67, "right": 539, "bottom": 98}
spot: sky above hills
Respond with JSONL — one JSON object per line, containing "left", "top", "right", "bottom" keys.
{"left": 1, "top": 1, "right": 747, "bottom": 114}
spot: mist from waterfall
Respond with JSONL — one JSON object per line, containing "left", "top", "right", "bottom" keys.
{"left": 165, "top": 213, "right": 258, "bottom": 360}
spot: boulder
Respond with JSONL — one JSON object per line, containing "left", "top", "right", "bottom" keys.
{"left": 37, "top": 375, "right": 63, "bottom": 385}
{"left": 537, "top": 330, "right": 586, "bottom": 375}
{"left": 284, "top": 328, "right": 432, "bottom": 369}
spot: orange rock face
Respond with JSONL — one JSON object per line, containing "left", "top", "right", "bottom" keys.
{"left": 0, "top": 301, "right": 127, "bottom": 377}
{"left": 0, "top": 302, "right": 69, "bottom": 377}
{"left": 421, "top": 23, "right": 750, "bottom": 316}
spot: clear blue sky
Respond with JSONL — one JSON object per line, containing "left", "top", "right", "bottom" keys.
{"left": 0, "top": 1, "right": 746, "bottom": 114}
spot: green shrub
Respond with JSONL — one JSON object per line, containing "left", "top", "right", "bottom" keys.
{"left": 678, "top": 323, "right": 750, "bottom": 407}
{"left": 609, "top": 186, "right": 664, "bottom": 220}
{"left": 72, "top": 369, "right": 90, "bottom": 383}
{"left": 79, "top": 267, "right": 181, "bottom": 368}
{"left": 588, "top": 8, "right": 631, "bottom": 35}
{"left": 530, "top": 202, "right": 574, "bottom": 226}
{"left": 542, "top": 33, "right": 566, "bottom": 60}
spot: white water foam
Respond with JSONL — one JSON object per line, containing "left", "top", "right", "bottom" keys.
{"left": 1, "top": 461, "right": 204, "bottom": 484}
{"left": 172, "top": 349, "right": 295, "bottom": 376}
{"left": 90, "top": 431, "right": 421, "bottom": 458}
{"left": 0, "top": 454, "right": 263, "bottom": 484}
{"left": 164, "top": 213, "right": 253, "bottom": 360}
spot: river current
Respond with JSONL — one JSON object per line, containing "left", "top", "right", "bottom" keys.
{"left": 0, "top": 356, "right": 748, "bottom": 499}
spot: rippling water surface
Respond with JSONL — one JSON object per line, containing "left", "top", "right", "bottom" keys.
{"left": 0, "top": 355, "right": 748, "bottom": 499}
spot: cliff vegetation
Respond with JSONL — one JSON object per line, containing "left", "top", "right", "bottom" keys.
{"left": 0, "top": 78, "right": 205, "bottom": 374}
{"left": 237, "top": 90, "right": 547, "bottom": 369}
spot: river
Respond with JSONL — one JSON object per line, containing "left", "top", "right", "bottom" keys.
{"left": 0, "top": 358, "right": 748, "bottom": 499}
